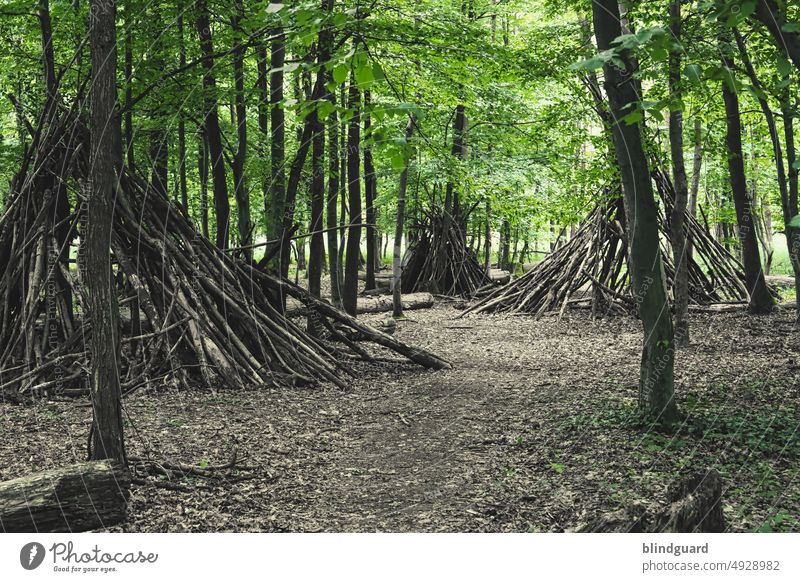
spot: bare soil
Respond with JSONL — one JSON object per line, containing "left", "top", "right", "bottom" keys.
{"left": 2, "top": 303, "right": 799, "bottom": 532}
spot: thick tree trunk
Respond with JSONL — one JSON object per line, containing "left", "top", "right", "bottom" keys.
{"left": 720, "top": 38, "right": 774, "bottom": 314}
{"left": 0, "top": 461, "right": 130, "bottom": 532}
{"left": 87, "top": 0, "right": 126, "bottom": 462}
{"left": 592, "top": 0, "right": 678, "bottom": 424}
{"left": 668, "top": 0, "right": 690, "bottom": 347}
{"left": 393, "top": 115, "right": 416, "bottom": 317}
{"left": 343, "top": 77, "right": 362, "bottom": 316}
{"left": 364, "top": 90, "right": 378, "bottom": 290}
{"left": 196, "top": 1, "right": 230, "bottom": 249}
{"left": 123, "top": 0, "right": 134, "bottom": 169}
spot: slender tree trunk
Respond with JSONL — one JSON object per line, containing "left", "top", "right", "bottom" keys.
{"left": 393, "top": 115, "right": 416, "bottom": 317}
{"left": 327, "top": 92, "right": 342, "bottom": 308}
{"left": 720, "top": 35, "right": 774, "bottom": 313}
{"left": 177, "top": 13, "right": 188, "bottom": 213}
{"left": 87, "top": 0, "right": 125, "bottom": 463}
{"left": 269, "top": 27, "right": 286, "bottom": 255}
{"left": 196, "top": 1, "right": 230, "bottom": 249}
{"left": 751, "top": 0, "right": 800, "bottom": 72}
{"left": 123, "top": 0, "right": 134, "bottom": 170}
{"left": 232, "top": 1, "right": 251, "bottom": 261}
{"left": 364, "top": 90, "right": 377, "bottom": 290}
{"left": 343, "top": 76, "right": 362, "bottom": 316}
{"left": 484, "top": 200, "right": 491, "bottom": 272}
{"left": 309, "top": 3, "right": 333, "bottom": 301}
{"left": 782, "top": 91, "right": 800, "bottom": 321}
{"left": 256, "top": 43, "right": 270, "bottom": 229}
{"left": 592, "top": 0, "right": 678, "bottom": 424}
{"left": 198, "top": 127, "right": 210, "bottom": 238}
{"left": 668, "top": 0, "right": 690, "bottom": 347}
{"left": 688, "top": 118, "right": 703, "bottom": 259}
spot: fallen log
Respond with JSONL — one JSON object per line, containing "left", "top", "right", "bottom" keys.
{"left": 356, "top": 292, "right": 433, "bottom": 314}
{"left": 578, "top": 469, "right": 725, "bottom": 533}
{"left": 0, "top": 460, "right": 130, "bottom": 532}
{"left": 489, "top": 269, "right": 511, "bottom": 285}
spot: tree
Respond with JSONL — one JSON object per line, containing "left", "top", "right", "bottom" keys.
{"left": 668, "top": 0, "right": 690, "bottom": 347}
{"left": 86, "top": 0, "right": 125, "bottom": 462}
{"left": 719, "top": 32, "right": 774, "bottom": 314}
{"left": 592, "top": 0, "right": 678, "bottom": 424}
{"left": 343, "top": 73, "right": 362, "bottom": 316}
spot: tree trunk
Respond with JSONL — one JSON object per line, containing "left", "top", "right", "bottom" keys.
{"left": 393, "top": 115, "right": 416, "bottom": 317}
{"left": 198, "top": 127, "right": 210, "bottom": 238}
{"left": 232, "top": 1, "right": 251, "bottom": 261}
{"left": 178, "top": 13, "right": 188, "bottom": 213}
{"left": 364, "top": 90, "right": 378, "bottom": 290}
{"left": 720, "top": 37, "right": 774, "bottom": 314}
{"left": 327, "top": 89, "right": 342, "bottom": 308}
{"left": 782, "top": 91, "right": 800, "bottom": 321}
{"left": 343, "top": 76, "right": 362, "bottom": 316}
{"left": 309, "top": 3, "right": 333, "bottom": 304}
{"left": 87, "top": 0, "right": 126, "bottom": 462}
{"left": 484, "top": 200, "right": 491, "bottom": 272}
{"left": 668, "top": 0, "right": 690, "bottom": 347}
{"left": 592, "top": 0, "right": 678, "bottom": 424}
{"left": 688, "top": 118, "right": 703, "bottom": 259}
{"left": 196, "top": 1, "right": 230, "bottom": 249}
{"left": 269, "top": 27, "right": 286, "bottom": 252}
{"left": 123, "top": 0, "right": 134, "bottom": 169}
{"left": 751, "top": 0, "right": 800, "bottom": 73}
{"left": 0, "top": 461, "right": 130, "bottom": 532}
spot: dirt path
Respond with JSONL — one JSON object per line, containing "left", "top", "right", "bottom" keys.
{"left": 2, "top": 304, "right": 799, "bottom": 532}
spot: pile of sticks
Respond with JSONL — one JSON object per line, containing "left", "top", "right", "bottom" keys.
{"left": 402, "top": 209, "right": 490, "bottom": 297}
{"left": 0, "top": 106, "right": 449, "bottom": 399}
{"left": 463, "top": 180, "right": 749, "bottom": 318}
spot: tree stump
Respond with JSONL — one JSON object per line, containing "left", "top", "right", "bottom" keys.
{"left": 579, "top": 469, "right": 725, "bottom": 533}
{"left": 0, "top": 460, "right": 130, "bottom": 532}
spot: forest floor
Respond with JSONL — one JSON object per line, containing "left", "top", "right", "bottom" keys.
{"left": 2, "top": 301, "right": 800, "bottom": 532}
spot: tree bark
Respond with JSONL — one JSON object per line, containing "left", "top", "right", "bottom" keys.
{"left": 309, "top": 3, "right": 333, "bottom": 303}
{"left": 364, "top": 90, "right": 378, "bottom": 290}
{"left": 196, "top": 1, "right": 230, "bottom": 249}
{"left": 269, "top": 27, "right": 286, "bottom": 255}
{"left": 232, "top": 0, "right": 251, "bottom": 261}
{"left": 393, "top": 115, "right": 416, "bottom": 317}
{"left": 0, "top": 461, "right": 130, "bottom": 532}
{"left": 327, "top": 89, "right": 343, "bottom": 308}
{"left": 343, "top": 76, "right": 362, "bottom": 316}
{"left": 87, "top": 0, "right": 126, "bottom": 462}
{"left": 720, "top": 36, "right": 774, "bottom": 314}
{"left": 668, "top": 0, "right": 690, "bottom": 347}
{"left": 592, "top": 0, "right": 678, "bottom": 424}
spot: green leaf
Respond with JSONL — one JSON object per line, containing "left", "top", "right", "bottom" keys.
{"left": 550, "top": 462, "right": 565, "bottom": 474}
{"left": 778, "top": 57, "right": 792, "bottom": 78}
{"left": 684, "top": 63, "right": 702, "bottom": 82}
{"left": 332, "top": 64, "right": 349, "bottom": 85}
{"left": 781, "top": 22, "right": 800, "bottom": 33}
{"left": 789, "top": 215, "right": 800, "bottom": 228}
{"left": 354, "top": 62, "right": 374, "bottom": 87}
{"left": 621, "top": 110, "right": 643, "bottom": 125}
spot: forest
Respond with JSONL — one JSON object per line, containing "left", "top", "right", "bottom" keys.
{"left": 0, "top": 0, "right": 799, "bottom": 534}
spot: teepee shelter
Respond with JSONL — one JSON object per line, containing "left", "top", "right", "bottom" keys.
{"left": 0, "top": 103, "right": 449, "bottom": 400}
{"left": 462, "top": 173, "right": 752, "bottom": 318}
